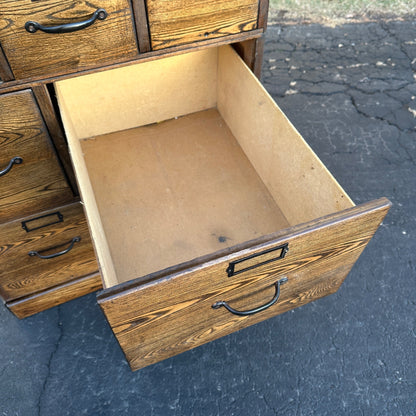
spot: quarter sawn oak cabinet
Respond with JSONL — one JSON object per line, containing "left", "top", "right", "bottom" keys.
{"left": 0, "top": 1, "right": 390, "bottom": 370}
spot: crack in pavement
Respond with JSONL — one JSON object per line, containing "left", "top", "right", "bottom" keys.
{"left": 37, "top": 307, "right": 63, "bottom": 416}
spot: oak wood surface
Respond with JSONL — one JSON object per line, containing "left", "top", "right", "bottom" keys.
{"left": 131, "top": 0, "right": 151, "bottom": 52}
{"left": 0, "top": 44, "right": 13, "bottom": 81}
{"left": 0, "top": 0, "right": 139, "bottom": 79}
{"left": 0, "top": 202, "right": 98, "bottom": 302}
{"left": 147, "top": 0, "right": 259, "bottom": 50}
{"left": 0, "top": 29, "right": 263, "bottom": 93}
{"left": 258, "top": 0, "right": 269, "bottom": 30}
{"left": 6, "top": 271, "right": 102, "bottom": 318}
{"left": 98, "top": 198, "right": 391, "bottom": 370}
{"left": 32, "top": 84, "right": 78, "bottom": 194}
{"left": 0, "top": 90, "right": 74, "bottom": 222}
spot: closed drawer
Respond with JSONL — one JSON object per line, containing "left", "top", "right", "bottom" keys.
{"left": 0, "top": 0, "right": 138, "bottom": 79}
{"left": 147, "top": 0, "right": 259, "bottom": 50}
{"left": 0, "top": 202, "right": 98, "bottom": 302}
{"left": 0, "top": 90, "right": 73, "bottom": 222}
{"left": 55, "top": 46, "right": 391, "bottom": 370}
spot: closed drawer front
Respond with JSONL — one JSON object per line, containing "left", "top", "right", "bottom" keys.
{"left": 148, "top": 0, "right": 259, "bottom": 50}
{"left": 55, "top": 46, "right": 390, "bottom": 370}
{"left": 0, "top": 0, "right": 138, "bottom": 79}
{"left": 0, "top": 202, "right": 98, "bottom": 302}
{"left": 0, "top": 90, "right": 73, "bottom": 222}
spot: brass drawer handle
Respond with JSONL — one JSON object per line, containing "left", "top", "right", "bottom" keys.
{"left": 212, "top": 277, "right": 288, "bottom": 316}
{"left": 28, "top": 236, "right": 81, "bottom": 259}
{"left": 0, "top": 156, "right": 23, "bottom": 177}
{"left": 25, "top": 8, "right": 107, "bottom": 34}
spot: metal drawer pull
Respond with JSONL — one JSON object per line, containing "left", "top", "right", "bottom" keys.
{"left": 28, "top": 236, "right": 81, "bottom": 259}
{"left": 226, "top": 243, "right": 289, "bottom": 277}
{"left": 25, "top": 8, "right": 107, "bottom": 34}
{"left": 212, "top": 277, "right": 288, "bottom": 316}
{"left": 0, "top": 156, "right": 23, "bottom": 177}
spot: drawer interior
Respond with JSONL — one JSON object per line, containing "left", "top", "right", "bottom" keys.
{"left": 55, "top": 46, "right": 354, "bottom": 289}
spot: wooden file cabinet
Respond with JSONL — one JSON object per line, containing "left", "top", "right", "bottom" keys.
{"left": 0, "top": 0, "right": 390, "bottom": 370}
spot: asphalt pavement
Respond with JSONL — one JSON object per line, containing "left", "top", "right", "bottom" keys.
{"left": 1, "top": 20, "right": 415, "bottom": 415}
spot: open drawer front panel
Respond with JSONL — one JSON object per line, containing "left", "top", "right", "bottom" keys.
{"left": 55, "top": 46, "right": 391, "bottom": 370}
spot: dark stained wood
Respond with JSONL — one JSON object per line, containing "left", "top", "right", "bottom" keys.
{"left": 32, "top": 83, "right": 78, "bottom": 194}
{"left": 0, "top": 90, "right": 74, "bottom": 222}
{"left": 233, "top": 37, "right": 265, "bottom": 78}
{"left": 147, "top": 0, "right": 259, "bottom": 50}
{"left": 258, "top": 0, "right": 270, "bottom": 30}
{"left": 0, "top": 29, "right": 264, "bottom": 94}
{"left": 131, "top": 0, "right": 151, "bottom": 53}
{"left": 0, "top": 44, "right": 14, "bottom": 81}
{"left": 0, "top": 0, "right": 139, "bottom": 79}
{"left": 7, "top": 272, "right": 102, "bottom": 319}
{"left": 0, "top": 202, "right": 99, "bottom": 302}
{"left": 98, "top": 198, "right": 391, "bottom": 370}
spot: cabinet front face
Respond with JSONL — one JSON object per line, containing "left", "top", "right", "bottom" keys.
{"left": 56, "top": 46, "right": 390, "bottom": 370}
{"left": 0, "top": 90, "right": 74, "bottom": 222}
{"left": 0, "top": 203, "right": 98, "bottom": 303}
{"left": 147, "top": 0, "right": 259, "bottom": 50}
{"left": 0, "top": 0, "right": 138, "bottom": 79}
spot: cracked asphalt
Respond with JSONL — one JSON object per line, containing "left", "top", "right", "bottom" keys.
{"left": 1, "top": 20, "right": 415, "bottom": 415}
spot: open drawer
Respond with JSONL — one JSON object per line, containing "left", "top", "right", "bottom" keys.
{"left": 55, "top": 46, "right": 390, "bottom": 370}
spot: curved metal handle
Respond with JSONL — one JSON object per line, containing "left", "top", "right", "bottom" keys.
{"left": 25, "top": 8, "right": 107, "bottom": 34}
{"left": 28, "top": 236, "right": 81, "bottom": 259}
{"left": 212, "top": 277, "right": 288, "bottom": 316}
{"left": 0, "top": 156, "right": 23, "bottom": 177}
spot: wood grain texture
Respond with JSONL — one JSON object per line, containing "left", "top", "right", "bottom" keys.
{"left": 0, "top": 202, "right": 99, "bottom": 302}
{"left": 0, "top": 90, "right": 74, "bottom": 222}
{"left": 32, "top": 83, "right": 78, "bottom": 194}
{"left": 98, "top": 198, "right": 390, "bottom": 370}
{"left": 131, "top": 0, "right": 151, "bottom": 52}
{"left": 0, "top": 43, "right": 13, "bottom": 81}
{"left": 0, "top": 0, "right": 138, "bottom": 79}
{"left": 147, "top": 0, "right": 259, "bottom": 50}
{"left": 0, "top": 29, "right": 263, "bottom": 92}
{"left": 257, "top": 0, "right": 269, "bottom": 30}
{"left": 6, "top": 272, "right": 102, "bottom": 319}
